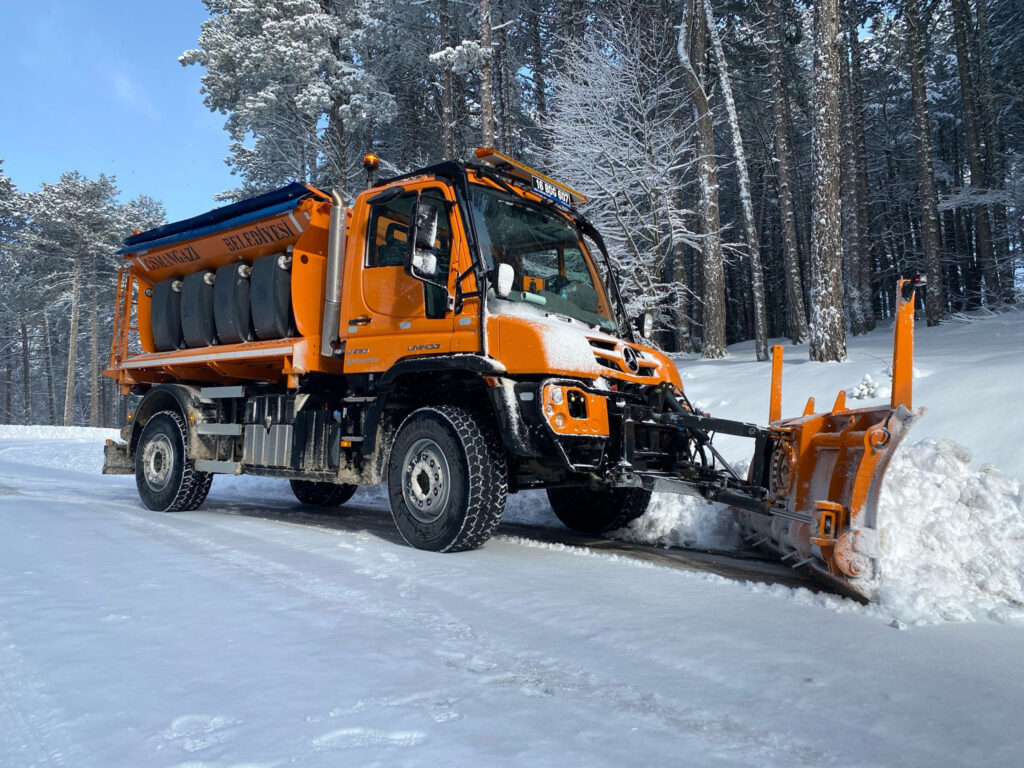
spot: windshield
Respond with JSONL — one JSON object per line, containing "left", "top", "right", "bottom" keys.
{"left": 468, "top": 183, "right": 617, "bottom": 332}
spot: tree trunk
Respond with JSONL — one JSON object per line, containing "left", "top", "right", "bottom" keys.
{"left": 678, "top": 0, "right": 727, "bottom": 358}
{"left": 479, "top": 0, "right": 495, "bottom": 148}
{"left": 951, "top": 0, "right": 999, "bottom": 303}
{"left": 42, "top": 312, "right": 57, "bottom": 425}
{"left": 440, "top": 0, "right": 455, "bottom": 160}
{"left": 529, "top": 8, "right": 547, "bottom": 119}
{"left": 846, "top": 0, "right": 877, "bottom": 330}
{"left": 63, "top": 252, "right": 81, "bottom": 426}
{"left": 973, "top": 0, "right": 1012, "bottom": 302}
{"left": 704, "top": 0, "right": 768, "bottom": 360}
{"left": 20, "top": 320, "right": 31, "bottom": 424}
{"left": 839, "top": 15, "right": 868, "bottom": 336}
{"left": 767, "top": 0, "right": 809, "bottom": 344}
{"left": 2, "top": 357, "right": 11, "bottom": 426}
{"left": 809, "top": 0, "right": 847, "bottom": 361}
{"left": 89, "top": 290, "right": 100, "bottom": 427}
{"left": 906, "top": 0, "right": 946, "bottom": 325}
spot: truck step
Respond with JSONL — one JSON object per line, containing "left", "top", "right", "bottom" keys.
{"left": 342, "top": 395, "right": 376, "bottom": 403}
{"left": 200, "top": 385, "right": 247, "bottom": 399}
{"left": 195, "top": 459, "right": 243, "bottom": 474}
{"left": 197, "top": 423, "right": 243, "bottom": 436}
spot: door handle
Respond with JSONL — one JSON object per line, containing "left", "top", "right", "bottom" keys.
{"left": 348, "top": 315, "right": 371, "bottom": 326}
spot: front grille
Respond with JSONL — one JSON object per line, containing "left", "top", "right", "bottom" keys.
{"left": 587, "top": 337, "right": 656, "bottom": 378}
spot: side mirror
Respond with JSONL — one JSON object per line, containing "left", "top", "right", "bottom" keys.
{"left": 405, "top": 197, "right": 443, "bottom": 284}
{"left": 636, "top": 311, "right": 654, "bottom": 338}
{"left": 496, "top": 263, "right": 514, "bottom": 298}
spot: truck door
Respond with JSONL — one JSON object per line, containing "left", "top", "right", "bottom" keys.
{"left": 342, "top": 183, "right": 460, "bottom": 374}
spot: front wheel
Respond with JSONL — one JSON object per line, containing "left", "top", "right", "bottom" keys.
{"left": 547, "top": 486, "right": 651, "bottom": 533}
{"left": 289, "top": 479, "right": 357, "bottom": 507}
{"left": 387, "top": 406, "right": 508, "bottom": 552}
{"left": 135, "top": 410, "right": 212, "bottom": 512}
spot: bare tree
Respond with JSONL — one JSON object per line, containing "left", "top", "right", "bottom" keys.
{"left": 545, "top": 6, "right": 701, "bottom": 350}
{"left": 704, "top": 0, "right": 768, "bottom": 361}
{"left": 679, "top": 0, "right": 727, "bottom": 358}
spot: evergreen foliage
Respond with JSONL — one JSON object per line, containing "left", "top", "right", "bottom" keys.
{"left": 0, "top": 0, "right": 1020, "bottom": 422}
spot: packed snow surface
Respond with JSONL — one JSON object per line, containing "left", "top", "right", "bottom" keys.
{"left": 2, "top": 310, "right": 1023, "bottom": 765}
{"left": 3, "top": 427, "right": 1024, "bottom": 766}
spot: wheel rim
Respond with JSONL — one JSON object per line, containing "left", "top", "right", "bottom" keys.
{"left": 142, "top": 433, "right": 175, "bottom": 492}
{"left": 401, "top": 437, "right": 451, "bottom": 524}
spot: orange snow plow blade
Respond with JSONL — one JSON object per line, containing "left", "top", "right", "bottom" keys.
{"left": 738, "top": 278, "right": 924, "bottom": 599}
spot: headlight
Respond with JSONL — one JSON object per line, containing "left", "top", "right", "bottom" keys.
{"left": 551, "top": 387, "right": 563, "bottom": 405}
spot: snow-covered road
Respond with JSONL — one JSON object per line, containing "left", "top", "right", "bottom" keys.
{"left": 2, "top": 432, "right": 1022, "bottom": 767}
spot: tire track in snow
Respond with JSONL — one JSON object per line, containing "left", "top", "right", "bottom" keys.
{"left": 87, "top": 503, "right": 833, "bottom": 765}
{"left": 5, "top": 459, "right": 836, "bottom": 764}
{"left": 0, "top": 630, "right": 77, "bottom": 768}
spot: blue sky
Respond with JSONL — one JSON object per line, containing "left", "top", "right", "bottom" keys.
{"left": 1, "top": 0, "right": 236, "bottom": 221}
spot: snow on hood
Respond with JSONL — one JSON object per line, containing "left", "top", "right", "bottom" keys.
{"left": 488, "top": 297, "right": 672, "bottom": 380}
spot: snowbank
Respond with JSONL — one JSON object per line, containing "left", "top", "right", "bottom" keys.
{"left": 875, "top": 439, "right": 1024, "bottom": 624}
{"left": 0, "top": 424, "right": 117, "bottom": 441}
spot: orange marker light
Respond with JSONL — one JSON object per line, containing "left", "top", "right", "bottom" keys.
{"left": 363, "top": 154, "right": 380, "bottom": 172}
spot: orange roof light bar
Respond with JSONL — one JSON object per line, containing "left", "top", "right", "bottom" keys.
{"left": 474, "top": 147, "right": 587, "bottom": 206}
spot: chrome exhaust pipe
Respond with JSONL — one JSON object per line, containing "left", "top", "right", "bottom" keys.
{"left": 320, "top": 189, "right": 346, "bottom": 357}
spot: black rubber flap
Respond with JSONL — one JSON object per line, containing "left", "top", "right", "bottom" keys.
{"left": 214, "top": 263, "right": 254, "bottom": 344}
{"left": 250, "top": 254, "right": 294, "bottom": 340}
{"left": 151, "top": 279, "right": 183, "bottom": 351}
{"left": 180, "top": 271, "right": 217, "bottom": 348}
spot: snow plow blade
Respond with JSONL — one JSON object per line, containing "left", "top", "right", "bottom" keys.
{"left": 737, "top": 278, "right": 924, "bottom": 599}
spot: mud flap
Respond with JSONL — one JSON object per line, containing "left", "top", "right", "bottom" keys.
{"left": 102, "top": 440, "right": 134, "bottom": 475}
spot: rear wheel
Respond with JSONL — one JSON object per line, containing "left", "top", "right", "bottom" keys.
{"left": 289, "top": 479, "right": 357, "bottom": 507}
{"left": 387, "top": 406, "right": 508, "bottom": 552}
{"left": 547, "top": 486, "right": 651, "bottom": 534}
{"left": 135, "top": 410, "right": 212, "bottom": 512}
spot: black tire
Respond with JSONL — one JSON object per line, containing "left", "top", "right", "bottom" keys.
{"left": 150, "top": 279, "right": 183, "bottom": 351}
{"left": 250, "top": 253, "right": 294, "bottom": 340}
{"left": 134, "top": 410, "right": 213, "bottom": 512}
{"left": 387, "top": 406, "right": 508, "bottom": 552}
{"left": 289, "top": 479, "right": 357, "bottom": 507}
{"left": 547, "top": 486, "right": 651, "bottom": 534}
{"left": 214, "top": 262, "right": 254, "bottom": 344}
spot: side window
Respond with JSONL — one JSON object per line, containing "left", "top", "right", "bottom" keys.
{"left": 366, "top": 194, "right": 413, "bottom": 268}
{"left": 366, "top": 189, "right": 452, "bottom": 271}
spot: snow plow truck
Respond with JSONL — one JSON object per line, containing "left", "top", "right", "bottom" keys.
{"left": 103, "top": 149, "right": 922, "bottom": 600}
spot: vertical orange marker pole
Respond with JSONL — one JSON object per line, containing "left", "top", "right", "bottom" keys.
{"left": 770, "top": 344, "right": 783, "bottom": 423}
{"left": 891, "top": 279, "right": 916, "bottom": 410}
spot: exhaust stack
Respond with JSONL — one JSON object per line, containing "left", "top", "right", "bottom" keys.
{"left": 320, "top": 189, "right": 346, "bottom": 357}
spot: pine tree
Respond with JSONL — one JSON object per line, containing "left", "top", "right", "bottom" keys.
{"left": 906, "top": 0, "right": 945, "bottom": 325}
{"left": 809, "top": 0, "right": 847, "bottom": 361}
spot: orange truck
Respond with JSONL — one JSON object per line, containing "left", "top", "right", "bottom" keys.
{"left": 103, "top": 149, "right": 921, "bottom": 598}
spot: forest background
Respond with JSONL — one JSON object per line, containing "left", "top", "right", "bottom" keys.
{"left": 0, "top": 0, "right": 1020, "bottom": 427}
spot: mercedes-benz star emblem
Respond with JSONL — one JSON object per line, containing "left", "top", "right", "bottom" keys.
{"left": 622, "top": 346, "right": 640, "bottom": 373}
